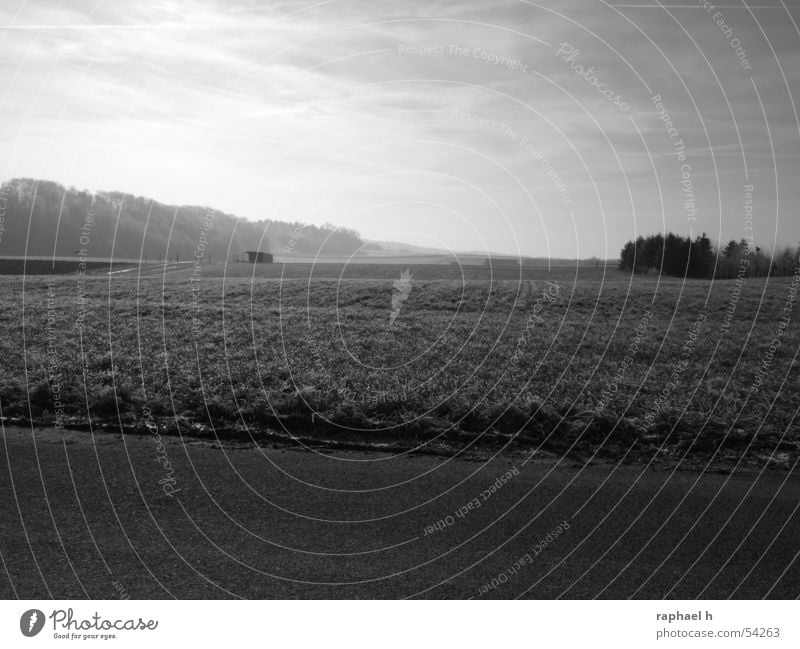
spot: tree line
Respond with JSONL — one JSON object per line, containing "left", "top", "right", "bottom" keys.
{"left": 619, "top": 232, "right": 799, "bottom": 279}
{"left": 0, "top": 178, "right": 367, "bottom": 261}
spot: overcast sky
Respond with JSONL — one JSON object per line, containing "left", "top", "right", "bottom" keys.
{"left": 1, "top": 0, "right": 798, "bottom": 258}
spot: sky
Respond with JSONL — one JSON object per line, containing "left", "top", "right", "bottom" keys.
{"left": 1, "top": 0, "right": 799, "bottom": 258}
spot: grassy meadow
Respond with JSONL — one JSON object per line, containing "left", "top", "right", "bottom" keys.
{"left": 2, "top": 261, "right": 798, "bottom": 467}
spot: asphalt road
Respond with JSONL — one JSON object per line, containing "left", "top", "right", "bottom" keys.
{"left": 1, "top": 426, "right": 798, "bottom": 599}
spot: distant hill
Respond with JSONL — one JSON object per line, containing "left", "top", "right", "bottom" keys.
{"left": 0, "top": 178, "right": 365, "bottom": 261}
{"left": 371, "top": 240, "right": 452, "bottom": 255}
{"left": 370, "top": 241, "right": 611, "bottom": 267}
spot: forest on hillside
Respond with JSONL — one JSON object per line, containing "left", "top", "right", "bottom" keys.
{"left": 0, "top": 178, "right": 365, "bottom": 260}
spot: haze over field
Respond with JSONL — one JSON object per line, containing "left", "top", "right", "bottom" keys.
{"left": 1, "top": 1, "right": 798, "bottom": 258}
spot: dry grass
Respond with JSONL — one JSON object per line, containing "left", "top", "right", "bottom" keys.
{"left": 2, "top": 262, "right": 798, "bottom": 466}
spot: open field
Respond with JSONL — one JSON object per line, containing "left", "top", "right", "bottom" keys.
{"left": 2, "top": 262, "right": 798, "bottom": 469}
{"left": 0, "top": 257, "right": 138, "bottom": 275}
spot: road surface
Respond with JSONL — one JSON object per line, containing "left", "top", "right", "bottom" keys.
{"left": 1, "top": 426, "right": 797, "bottom": 598}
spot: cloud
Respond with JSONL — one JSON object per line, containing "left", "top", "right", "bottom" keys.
{"left": 0, "top": 0, "right": 797, "bottom": 256}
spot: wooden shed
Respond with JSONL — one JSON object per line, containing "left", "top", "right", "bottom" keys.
{"left": 245, "top": 251, "right": 273, "bottom": 264}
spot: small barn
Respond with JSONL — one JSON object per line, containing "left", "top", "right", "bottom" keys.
{"left": 245, "top": 251, "right": 273, "bottom": 264}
